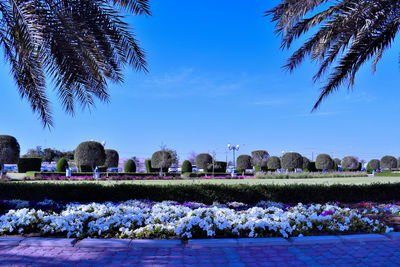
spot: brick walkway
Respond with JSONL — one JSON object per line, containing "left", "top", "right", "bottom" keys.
{"left": 0, "top": 234, "right": 400, "bottom": 266}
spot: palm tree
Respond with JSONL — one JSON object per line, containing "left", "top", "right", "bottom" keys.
{"left": 0, "top": 0, "right": 150, "bottom": 127}
{"left": 267, "top": 0, "right": 400, "bottom": 109}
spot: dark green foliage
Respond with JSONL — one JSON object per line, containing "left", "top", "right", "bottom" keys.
{"left": 342, "top": 156, "right": 359, "bottom": 171}
{"left": 367, "top": 159, "right": 380, "bottom": 172}
{"left": 80, "top": 165, "right": 92, "bottom": 172}
{"left": 333, "top": 158, "right": 341, "bottom": 166}
{"left": 0, "top": 135, "right": 20, "bottom": 173}
{"left": 74, "top": 141, "right": 106, "bottom": 171}
{"left": 254, "top": 166, "right": 268, "bottom": 172}
{"left": 151, "top": 151, "right": 173, "bottom": 173}
{"left": 181, "top": 172, "right": 197, "bottom": 178}
{"left": 56, "top": 158, "right": 69, "bottom": 172}
{"left": 308, "top": 162, "right": 317, "bottom": 172}
{"left": 206, "top": 161, "right": 227, "bottom": 173}
{"left": 251, "top": 150, "right": 269, "bottom": 170}
{"left": 281, "top": 152, "right": 303, "bottom": 170}
{"left": 145, "top": 160, "right": 161, "bottom": 173}
{"left": 333, "top": 158, "right": 341, "bottom": 171}
{"left": 18, "top": 158, "right": 42, "bottom": 173}
{"left": 267, "top": 156, "right": 281, "bottom": 171}
{"left": 124, "top": 160, "right": 136, "bottom": 173}
{"left": 104, "top": 149, "right": 119, "bottom": 168}
{"left": 302, "top": 157, "right": 310, "bottom": 170}
{"left": 315, "top": 154, "right": 334, "bottom": 170}
{"left": 0, "top": 0, "right": 150, "bottom": 127}
{"left": 181, "top": 160, "right": 192, "bottom": 173}
{"left": 381, "top": 156, "right": 397, "bottom": 170}
{"left": 3, "top": 181, "right": 400, "bottom": 204}
{"left": 267, "top": 1, "right": 400, "bottom": 111}
{"left": 196, "top": 154, "right": 212, "bottom": 170}
{"left": 236, "top": 155, "right": 252, "bottom": 174}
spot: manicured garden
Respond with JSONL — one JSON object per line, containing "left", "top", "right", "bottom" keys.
{"left": 2, "top": 135, "right": 400, "bottom": 240}
{"left": 0, "top": 199, "right": 395, "bottom": 239}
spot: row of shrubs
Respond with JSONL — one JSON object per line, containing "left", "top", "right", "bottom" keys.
{"left": 0, "top": 135, "right": 398, "bottom": 174}
{"left": 0, "top": 181, "right": 399, "bottom": 203}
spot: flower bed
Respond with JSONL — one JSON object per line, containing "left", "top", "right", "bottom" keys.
{"left": 0, "top": 199, "right": 396, "bottom": 239}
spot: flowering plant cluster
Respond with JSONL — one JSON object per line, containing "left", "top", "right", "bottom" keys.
{"left": 0, "top": 200, "right": 393, "bottom": 239}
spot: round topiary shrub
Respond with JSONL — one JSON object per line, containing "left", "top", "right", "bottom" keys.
{"left": 196, "top": 153, "right": 212, "bottom": 171}
{"left": 74, "top": 141, "right": 106, "bottom": 171}
{"left": 0, "top": 135, "right": 20, "bottom": 173}
{"left": 56, "top": 158, "right": 69, "bottom": 172}
{"left": 381, "top": 155, "right": 397, "bottom": 170}
{"left": 267, "top": 156, "right": 281, "bottom": 171}
{"left": 315, "top": 154, "right": 334, "bottom": 170}
{"left": 302, "top": 157, "right": 311, "bottom": 171}
{"left": 251, "top": 150, "right": 269, "bottom": 171}
{"left": 281, "top": 152, "right": 303, "bottom": 170}
{"left": 236, "top": 155, "right": 252, "bottom": 174}
{"left": 104, "top": 149, "right": 119, "bottom": 168}
{"left": 181, "top": 160, "right": 192, "bottom": 173}
{"left": 367, "top": 159, "right": 380, "bottom": 172}
{"left": 151, "top": 151, "right": 173, "bottom": 174}
{"left": 124, "top": 159, "right": 136, "bottom": 172}
{"left": 342, "top": 156, "right": 359, "bottom": 171}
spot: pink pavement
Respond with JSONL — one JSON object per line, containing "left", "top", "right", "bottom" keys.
{"left": 0, "top": 234, "right": 399, "bottom": 266}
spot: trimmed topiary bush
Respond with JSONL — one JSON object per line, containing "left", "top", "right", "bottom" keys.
{"left": 309, "top": 162, "right": 317, "bottom": 172}
{"left": 196, "top": 154, "right": 212, "bottom": 171}
{"left": 145, "top": 159, "right": 160, "bottom": 173}
{"left": 251, "top": 150, "right": 269, "bottom": 172}
{"left": 302, "top": 157, "right": 311, "bottom": 171}
{"left": 342, "top": 156, "right": 359, "bottom": 171}
{"left": 104, "top": 149, "right": 119, "bottom": 168}
{"left": 0, "top": 135, "right": 20, "bottom": 174}
{"left": 315, "top": 154, "right": 334, "bottom": 170}
{"left": 181, "top": 160, "right": 192, "bottom": 173}
{"left": 18, "top": 158, "right": 42, "bottom": 173}
{"left": 206, "top": 161, "right": 228, "bottom": 173}
{"left": 281, "top": 152, "right": 303, "bottom": 171}
{"left": 267, "top": 156, "right": 281, "bottom": 171}
{"left": 151, "top": 151, "right": 173, "bottom": 175}
{"left": 333, "top": 158, "right": 341, "bottom": 171}
{"left": 56, "top": 158, "right": 69, "bottom": 172}
{"left": 381, "top": 155, "right": 397, "bottom": 170}
{"left": 367, "top": 159, "right": 380, "bottom": 172}
{"left": 124, "top": 159, "right": 136, "bottom": 173}
{"left": 236, "top": 155, "right": 252, "bottom": 174}
{"left": 74, "top": 141, "right": 106, "bottom": 171}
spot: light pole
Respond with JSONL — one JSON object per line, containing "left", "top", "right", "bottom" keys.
{"left": 227, "top": 144, "right": 239, "bottom": 177}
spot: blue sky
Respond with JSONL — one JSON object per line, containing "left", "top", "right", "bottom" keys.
{"left": 1, "top": 0, "right": 400, "bottom": 162}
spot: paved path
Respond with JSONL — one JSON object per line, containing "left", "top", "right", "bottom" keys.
{"left": 1, "top": 234, "right": 400, "bottom": 266}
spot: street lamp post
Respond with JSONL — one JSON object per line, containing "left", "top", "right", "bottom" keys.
{"left": 227, "top": 144, "right": 240, "bottom": 177}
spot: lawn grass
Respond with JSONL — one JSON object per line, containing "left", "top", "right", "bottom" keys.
{"left": 22, "top": 176, "right": 400, "bottom": 186}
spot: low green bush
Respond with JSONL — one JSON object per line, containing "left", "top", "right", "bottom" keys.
{"left": 1, "top": 181, "right": 400, "bottom": 204}
{"left": 181, "top": 172, "right": 197, "bottom": 178}
{"left": 145, "top": 160, "right": 161, "bottom": 173}
{"left": 56, "top": 158, "right": 69, "bottom": 172}
{"left": 181, "top": 160, "right": 192, "bottom": 173}
{"left": 124, "top": 160, "right": 136, "bottom": 173}
{"left": 374, "top": 172, "right": 400, "bottom": 177}
{"left": 18, "top": 158, "right": 42, "bottom": 173}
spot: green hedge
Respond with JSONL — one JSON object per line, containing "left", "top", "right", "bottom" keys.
{"left": 1, "top": 182, "right": 400, "bottom": 204}
{"left": 374, "top": 172, "right": 400, "bottom": 177}
{"left": 18, "top": 158, "right": 42, "bottom": 173}
{"left": 29, "top": 172, "right": 183, "bottom": 178}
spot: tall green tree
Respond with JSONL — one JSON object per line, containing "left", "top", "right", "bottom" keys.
{"left": 267, "top": 0, "right": 399, "bottom": 108}
{"left": 0, "top": 0, "right": 150, "bottom": 127}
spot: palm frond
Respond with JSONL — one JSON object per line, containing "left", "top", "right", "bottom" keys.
{"left": 267, "top": 0, "right": 400, "bottom": 109}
